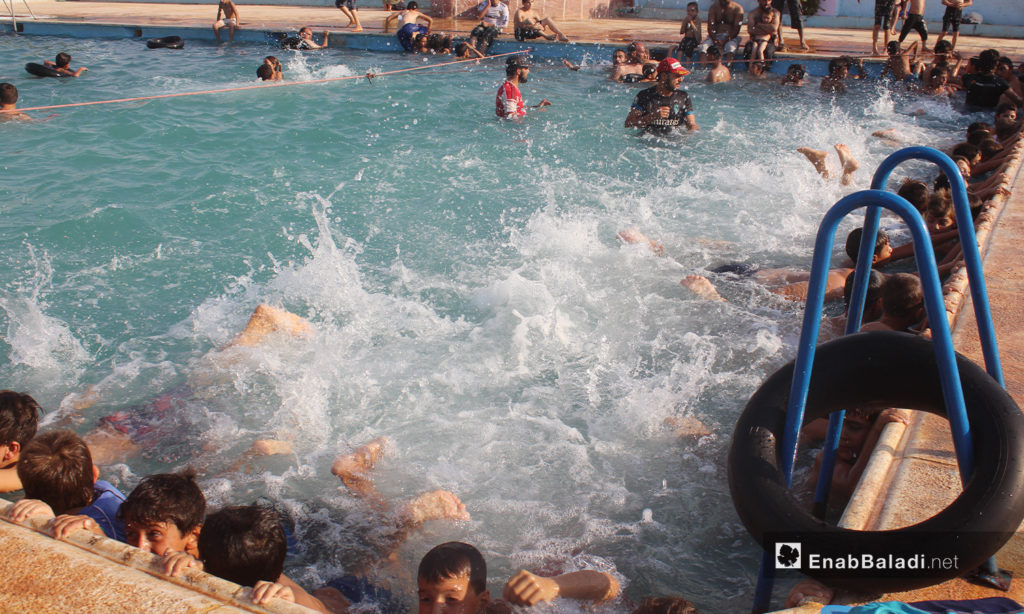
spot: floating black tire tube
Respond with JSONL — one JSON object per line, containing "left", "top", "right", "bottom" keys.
{"left": 25, "top": 62, "right": 65, "bottom": 78}
{"left": 728, "top": 331, "right": 1024, "bottom": 593}
{"left": 147, "top": 36, "right": 184, "bottom": 49}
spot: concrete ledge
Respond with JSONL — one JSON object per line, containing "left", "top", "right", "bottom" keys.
{"left": 0, "top": 500, "right": 313, "bottom": 614}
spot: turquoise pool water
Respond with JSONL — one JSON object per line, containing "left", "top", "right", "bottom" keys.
{"left": 1, "top": 34, "right": 974, "bottom": 611}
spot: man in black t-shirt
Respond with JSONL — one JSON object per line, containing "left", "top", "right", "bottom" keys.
{"left": 962, "top": 53, "right": 1022, "bottom": 109}
{"left": 624, "top": 57, "right": 699, "bottom": 135}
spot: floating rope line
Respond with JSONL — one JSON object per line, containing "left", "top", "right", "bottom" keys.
{"left": 12, "top": 49, "right": 529, "bottom": 113}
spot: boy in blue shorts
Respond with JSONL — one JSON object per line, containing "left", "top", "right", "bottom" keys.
{"left": 6, "top": 429, "right": 127, "bottom": 542}
{"left": 0, "top": 390, "right": 41, "bottom": 492}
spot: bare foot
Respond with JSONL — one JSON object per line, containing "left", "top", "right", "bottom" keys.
{"left": 797, "top": 147, "right": 830, "bottom": 178}
{"left": 664, "top": 415, "right": 712, "bottom": 439}
{"left": 800, "top": 41, "right": 810, "bottom": 50}
{"left": 248, "top": 439, "right": 293, "bottom": 456}
{"left": 229, "top": 304, "right": 312, "bottom": 348}
{"left": 352, "top": 27, "right": 363, "bottom": 32}
{"left": 785, "top": 578, "right": 834, "bottom": 608}
{"left": 400, "top": 490, "right": 471, "bottom": 525}
{"left": 835, "top": 144, "right": 859, "bottom": 186}
{"left": 332, "top": 436, "right": 389, "bottom": 479}
{"left": 557, "top": 34, "right": 569, "bottom": 42}
{"left": 618, "top": 228, "right": 664, "bottom": 254}
{"left": 872, "top": 46, "right": 881, "bottom": 56}
{"left": 681, "top": 275, "right": 725, "bottom": 301}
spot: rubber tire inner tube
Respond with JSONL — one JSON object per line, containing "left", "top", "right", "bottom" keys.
{"left": 280, "top": 36, "right": 302, "bottom": 49}
{"left": 728, "top": 331, "right": 1024, "bottom": 593}
{"left": 147, "top": 36, "right": 184, "bottom": 49}
{"left": 25, "top": 62, "right": 65, "bottom": 78}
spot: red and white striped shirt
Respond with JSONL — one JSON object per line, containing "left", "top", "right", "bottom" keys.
{"left": 495, "top": 80, "right": 525, "bottom": 119}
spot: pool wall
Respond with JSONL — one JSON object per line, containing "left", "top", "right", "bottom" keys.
{"left": 0, "top": 500, "right": 311, "bottom": 614}
{"left": 0, "top": 21, "right": 882, "bottom": 77}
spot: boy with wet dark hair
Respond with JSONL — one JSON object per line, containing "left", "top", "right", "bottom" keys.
{"left": 0, "top": 82, "right": 29, "bottom": 120}
{"left": 121, "top": 470, "right": 204, "bottom": 557}
{"left": 43, "top": 52, "right": 88, "bottom": 77}
{"left": 164, "top": 504, "right": 330, "bottom": 612}
{"left": 861, "top": 273, "right": 925, "bottom": 332}
{"left": 844, "top": 227, "right": 893, "bottom": 264}
{"left": 417, "top": 541, "right": 619, "bottom": 613}
{"left": 7, "top": 429, "right": 127, "bottom": 542}
{"left": 0, "top": 390, "right": 41, "bottom": 492}
{"left": 897, "top": 178, "right": 929, "bottom": 212}
{"left": 880, "top": 40, "right": 919, "bottom": 82}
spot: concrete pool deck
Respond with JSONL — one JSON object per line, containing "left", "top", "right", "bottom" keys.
{"left": 3, "top": 1, "right": 1024, "bottom": 63}
{"left": 3, "top": 4, "right": 1024, "bottom": 612}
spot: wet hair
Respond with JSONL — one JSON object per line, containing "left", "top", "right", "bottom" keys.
{"left": 0, "top": 82, "right": 17, "bottom": 105}
{"left": 886, "top": 40, "right": 900, "bottom": 56}
{"left": 120, "top": 469, "right": 206, "bottom": 535}
{"left": 686, "top": 1, "right": 698, "bottom": 7}
{"left": 256, "top": 64, "right": 274, "bottom": 80}
{"left": 975, "top": 53, "right": 997, "bottom": 73}
{"left": 406, "top": 1, "right": 418, "bottom": 8}
{"left": 787, "top": 64, "right": 805, "bottom": 78}
{"left": 933, "top": 39, "right": 953, "bottom": 55}
{"left": 897, "top": 179, "right": 929, "bottom": 212}
{"left": 827, "top": 57, "right": 850, "bottom": 76}
{"left": 926, "top": 189, "right": 954, "bottom": 222}
{"left": 995, "top": 117, "right": 1019, "bottom": 140}
{"left": 455, "top": 42, "right": 470, "bottom": 57}
{"left": 844, "top": 227, "right": 890, "bottom": 263}
{"left": 995, "top": 102, "right": 1017, "bottom": 116}
{"left": 967, "top": 121, "right": 992, "bottom": 134}
{"left": 928, "top": 66, "right": 948, "bottom": 81}
{"left": 0, "top": 390, "right": 40, "bottom": 448}
{"left": 996, "top": 56, "right": 1013, "bottom": 71}
{"left": 978, "top": 138, "right": 1003, "bottom": 161}
{"left": 55, "top": 52, "right": 71, "bottom": 68}
{"left": 706, "top": 45, "right": 721, "bottom": 59}
{"left": 199, "top": 505, "right": 286, "bottom": 587}
{"left": 643, "top": 63, "right": 657, "bottom": 78}
{"left": 979, "top": 48, "right": 1000, "bottom": 64}
{"left": 17, "top": 430, "right": 94, "bottom": 515}
{"left": 882, "top": 273, "right": 923, "bottom": 322}
{"left": 428, "top": 33, "right": 452, "bottom": 53}
{"left": 843, "top": 269, "right": 887, "bottom": 317}
{"left": 950, "top": 142, "right": 980, "bottom": 163}
{"left": 418, "top": 541, "right": 487, "bottom": 596}
{"left": 966, "top": 129, "right": 992, "bottom": 146}
{"left": 632, "top": 597, "right": 700, "bottom": 614}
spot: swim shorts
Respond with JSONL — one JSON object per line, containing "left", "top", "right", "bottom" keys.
{"left": 335, "top": 0, "right": 356, "bottom": 9}
{"left": 898, "top": 12, "right": 927, "bottom": 42}
{"left": 514, "top": 26, "right": 544, "bottom": 41}
{"left": 942, "top": 5, "right": 962, "bottom": 32}
{"left": 873, "top": 0, "right": 895, "bottom": 28}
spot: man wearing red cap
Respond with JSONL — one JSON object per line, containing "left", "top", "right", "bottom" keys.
{"left": 624, "top": 57, "right": 698, "bottom": 134}
{"left": 496, "top": 55, "right": 552, "bottom": 119}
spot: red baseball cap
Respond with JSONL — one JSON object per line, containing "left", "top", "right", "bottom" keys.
{"left": 657, "top": 57, "right": 690, "bottom": 76}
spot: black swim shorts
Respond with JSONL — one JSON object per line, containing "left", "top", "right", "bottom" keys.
{"left": 514, "top": 27, "right": 543, "bottom": 41}
{"left": 942, "top": 5, "right": 962, "bottom": 32}
{"left": 873, "top": 0, "right": 895, "bottom": 28}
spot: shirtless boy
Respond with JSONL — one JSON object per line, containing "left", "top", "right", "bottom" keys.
{"left": 513, "top": 0, "right": 569, "bottom": 42}
{"left": 880, "top": 40, "right": 920, "bottom": 82}
{"left": 671, "top": 2, "right": 701, "bottom": 60}
{"left": 43, "top": 53, "right": 88, "bottom": 77}
{"left": 936, "top": 0, "right": 971, "bottom": 49}
{"left": 705, "top": 46, "right": 731, "bottom": 83}
{"left": 0, "top": 83, "right": 29, "bottom": 121}
{"left": 897, "top": 0, "right": 928, "bottom": 46}
{"left": 213, "top": 0, "right": 240, "bottom": 43}
{"left": 747, "top": 0, "right": 779, "bottom": 62}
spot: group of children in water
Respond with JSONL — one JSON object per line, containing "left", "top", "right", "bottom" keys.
{"left": 3, "top": 385, "right": 677, "bottom": 613}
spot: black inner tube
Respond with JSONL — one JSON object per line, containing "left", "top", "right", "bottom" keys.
{"left": 25, "top": 62, "right": 65, "bottom": 78}
{"left": 147, "top": 36, "right": 184, "bottom": 50}
{"left": 728, "top": 331, "right": 1024, "bottom": 592}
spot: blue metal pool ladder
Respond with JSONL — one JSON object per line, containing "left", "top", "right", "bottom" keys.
{"left": 750, "top": 146, "right": 1008, "bottom": 613}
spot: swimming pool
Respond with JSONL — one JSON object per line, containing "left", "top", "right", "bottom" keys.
{"left": 0, "top": 34, "right": 976, "bottom": 611}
